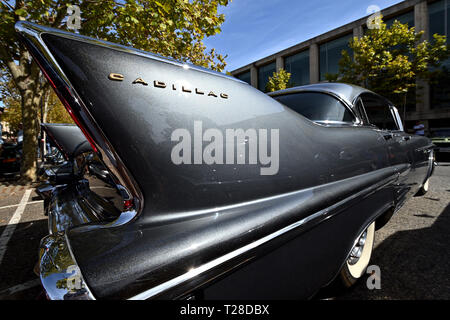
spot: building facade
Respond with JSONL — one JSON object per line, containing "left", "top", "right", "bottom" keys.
{"left": 231, "top": 0, "right": 450, "bottom": 134}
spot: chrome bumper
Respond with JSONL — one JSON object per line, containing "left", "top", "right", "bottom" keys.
{"left": 39, "top": 233, "right": 95, "bottom": 300}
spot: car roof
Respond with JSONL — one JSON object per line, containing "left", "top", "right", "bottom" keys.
{"left": 267, "top": 82, "right": 378, "bottom": 108}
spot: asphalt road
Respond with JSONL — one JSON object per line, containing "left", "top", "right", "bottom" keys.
{"left": 0, "top": 165, "right": 449, "bottom": 300}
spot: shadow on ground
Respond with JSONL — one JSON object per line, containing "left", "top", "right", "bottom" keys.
{"left": 317, "top": 202, "right": 450, "bottom": 300}
{"left": 0, "top": 219, "right": 47, "bottom": 300}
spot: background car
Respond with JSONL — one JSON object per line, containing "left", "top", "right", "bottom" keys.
{"left": 430, "top": 128, "right": 450, "bottom": 162}
{"left": 0, "top": 142, "right": 21, "bottom": 178}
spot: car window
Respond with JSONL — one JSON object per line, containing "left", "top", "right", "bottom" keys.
{"left": 354, "top": 98, "right": 369, "bottom": 123}
{"left": 360, "top": 94, "right": 398, "bottom": 131}
{"left": 274, "top": 92, "right": 355, "bottom": 124}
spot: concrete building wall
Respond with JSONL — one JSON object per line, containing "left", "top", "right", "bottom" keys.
{"left": 309, "top": 43, "right": 319, "bottom": 84}
{"left": 231, "top": 0, "right": 449, "bottom": 134}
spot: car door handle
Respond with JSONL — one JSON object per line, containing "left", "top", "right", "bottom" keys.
{"left": 402, "top": 136, "right": 411, "bottom": 141}
{"left": 383, "top": 133, "right": 393, "bottom": 140}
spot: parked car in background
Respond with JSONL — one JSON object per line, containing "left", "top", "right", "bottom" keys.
{"left": 430, "top": 128, "right": 450, "bottom": 161}
{"left": 0, "top": 142, "right": 21, "bottom": 177}
{"left": 17, "top": 21, "right": 434, "bottom": 300}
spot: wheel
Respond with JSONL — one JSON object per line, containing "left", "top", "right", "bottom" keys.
{"left": 339, "top": 221, "right": 375, "bottom": 288}
{"left": 415, "top": 178, "right": 429, "bottom": 196}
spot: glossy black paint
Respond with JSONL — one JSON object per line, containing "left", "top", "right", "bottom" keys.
{"left": 15, "top": 22, "right": 434, "bottom": 300}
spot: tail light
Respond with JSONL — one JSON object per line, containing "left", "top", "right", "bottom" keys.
{"left": 123, "top": 199, "right": 134, "bottom": 211}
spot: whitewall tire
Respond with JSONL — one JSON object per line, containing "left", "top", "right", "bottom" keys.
{"left": 339, "top": 221, "right": 376, "bottom": 287}
{"left": 416, "top": 178, "right": 430, "bottom": 196}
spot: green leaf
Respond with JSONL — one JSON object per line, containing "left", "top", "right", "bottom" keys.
{"left": 14, "top": 8, "right": 28, "bottom": 17}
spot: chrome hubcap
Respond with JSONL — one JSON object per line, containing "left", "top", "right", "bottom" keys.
{"left": 348, "top": 229, "right": 368, "bottom": 265}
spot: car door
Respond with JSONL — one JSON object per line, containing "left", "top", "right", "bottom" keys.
{"left": 359, "top": 93, "right": 413, "bottom": 206}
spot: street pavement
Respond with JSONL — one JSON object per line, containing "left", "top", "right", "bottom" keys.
{"left": 0, "top": 181, "right": 46, "bottom": 299}
{"left": 0, "top": 165, "right": 449, "bottom": 300}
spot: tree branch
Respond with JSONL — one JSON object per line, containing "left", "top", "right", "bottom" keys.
{"left": 51, "top": 0, "right": 69, "bottom": 28}
{"left": 0, "top": 45, "right": 27, "bottom": 91}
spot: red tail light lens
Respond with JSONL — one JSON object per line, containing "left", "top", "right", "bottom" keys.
{"left": 123, "top": 199, "right": 134, "bottom": 211}
{"left": 31, "top": 51, "right": 98, "bottom": 154}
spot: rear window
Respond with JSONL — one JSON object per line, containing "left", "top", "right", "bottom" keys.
{"left": 274, "top": 92, "right": 355, "bottom": 123}
{"left": 360, "top": 93, "right": 398, "bottom": 131}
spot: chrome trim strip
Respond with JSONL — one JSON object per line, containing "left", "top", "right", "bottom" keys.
{"left": 390, "top": 105, "right": 404, "bottom": 131}
{"left": 129, "top": 172, "right": 396, "bottom": 300}
{"left": 424, "top": 149, "right": 435, "bottom": 184}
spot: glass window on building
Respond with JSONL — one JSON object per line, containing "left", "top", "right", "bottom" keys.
{"left": 285, "top": 50, "right": 310, "bottom": 86}
{"left": 236, "top": 71, "right": 251, "bottom": 85}
{"left": 384, "top": 10, "right": 414, "bottom": 27}
{"left": 429, "top": 0, "right": 446, "bottom": 39}
{"left": 319, "top": 34, "right": 353, "bottom": 81}
{"left": 429, "top": 0, "right": 450, "bottom": 110}
{"left": 258, "top": 62, "right": 276, "bottom": 92}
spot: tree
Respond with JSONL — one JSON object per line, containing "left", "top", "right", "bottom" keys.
{"left": 2, "top": 99, "right": 21, "bottom": 134}
{"left": 326, "top": 18, "right": 449, "bottom": 106}
{"left": 0, "top": 0, "right": 230, "bottom": 181}
{"left": 1, "top": 67, "right": 22, "bottom": 137}
{"left": 1, "top": 66, "right": 72, "bottom": 135}
{"left": 45, "top": 91, "right": 74, "bottom": 124}
{"left": 265, "top": 69, "right": 291, "bottom": 92}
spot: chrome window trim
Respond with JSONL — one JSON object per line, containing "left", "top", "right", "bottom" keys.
{"left": 389, "top": 105, "right": 404, "bottom": 132}
{"left": 356, "top": 92, "right": 402, "bottom": 131}
{"left": 352, "top": 96, "right": 370, "bottom": 125}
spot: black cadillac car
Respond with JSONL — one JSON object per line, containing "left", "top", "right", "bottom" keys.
{"left": 16, "top": 21, "right": 434, "bottom": 300}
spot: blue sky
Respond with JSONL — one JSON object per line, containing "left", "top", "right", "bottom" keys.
{"left": 204, "top": 0, "right": 403, "bottom": 72}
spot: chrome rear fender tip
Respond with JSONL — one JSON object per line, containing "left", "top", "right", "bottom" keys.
{"left": 15, "top": 21, "right": 144, "bottom": 227}
{"left": 39, "top": 233, "right": 96, "bottom": 300}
